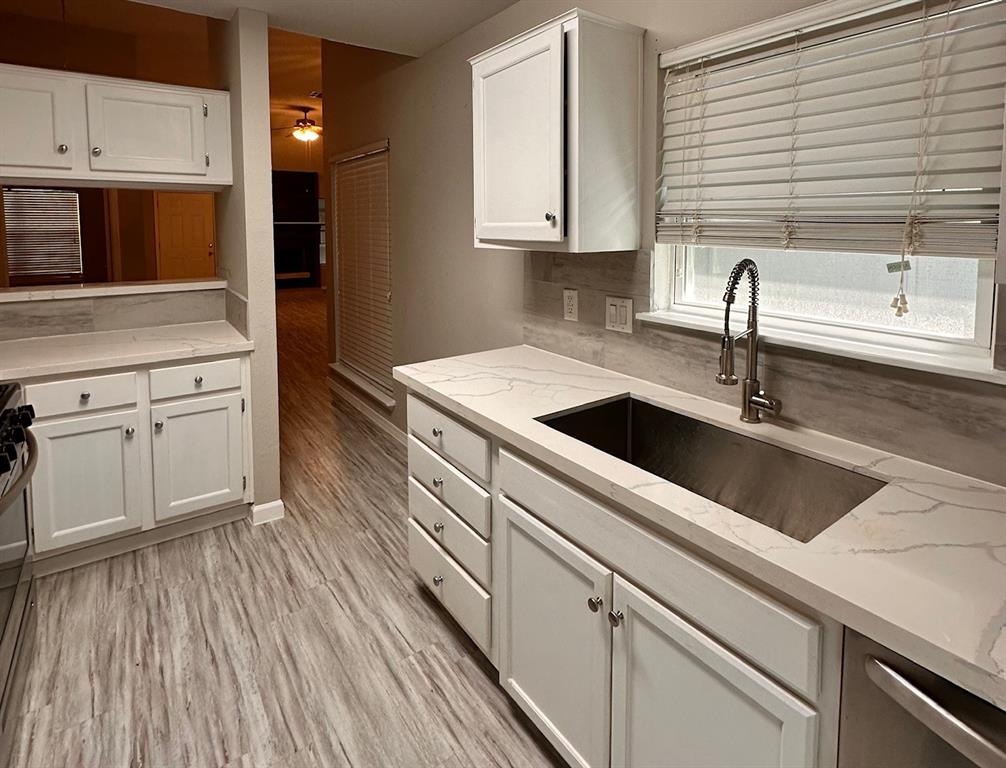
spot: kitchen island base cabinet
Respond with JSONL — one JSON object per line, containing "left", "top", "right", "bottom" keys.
{"left": 31, "top": 410, "right": 144, "bottom": 552}
{"left": 611, "top": 577, "right": 818, "bottom": 768}
{"left": 498, "top": 495, "right": 612, "bottom": 768}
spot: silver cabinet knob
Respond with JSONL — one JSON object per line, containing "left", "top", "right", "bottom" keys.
{"left": 154, "top": 420, "right": 164, "bottom": 431}
{"left": 80, "top": 391, "right": 91, "bottom": 402}
{"left": 433, "top": 521, "right": 444, "bottom": 533}
{"left": 194, "top": 375, "right": 204, "bottom": 385}
{"left": 431, "top": 427, "right": 443, "bottom": 438}
{"left": 57, "top": 143, "right": 69, "bottom": 154}
{"left": 545, "top": 211, "right": 556, "bottom": 223}
{"left": 91, "top": 146, "right": 102, "bottom": 157}
{"left": 432, "top": 575, "right": 443, "bottom": 587}
{"left": 124, "top": 427, "right": 135, "bottom": 437}
{"left": 432, "top": 476, "right": 444, "bottom": 488}
{"left": 608, "top": 609, "right": 624, "bottom": 628}
{"left": 587, "top": 596, "right": 604, "bottom": 613}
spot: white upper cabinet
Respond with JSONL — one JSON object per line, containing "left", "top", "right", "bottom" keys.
{"left": 470, "top": 10, "right": 641, "bottom": 252}
{"left": 85, "top": 83, "right": 208, "bottom": 176}
{"left": 0, "top": 70, "right": 74, "bottom": 171}
{"left": 0, "top": 63, "right": 231, "bottom": 188}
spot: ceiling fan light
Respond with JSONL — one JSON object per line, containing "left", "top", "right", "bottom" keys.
{"left": 292, "top": 125, "right": 321, "bottom": 142}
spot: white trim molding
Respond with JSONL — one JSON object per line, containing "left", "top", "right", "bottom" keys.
{"left": 0, "top": 278, "right": 227, "bottom": 304}
{"left": 251, "top": 499, "right": 285, "bottom": 525}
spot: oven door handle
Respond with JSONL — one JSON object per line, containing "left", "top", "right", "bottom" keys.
{"left": 865, "top": 655, "right": 1006, "bottom": 768}
{"left": 0, "top": 429, "right": 38, "bottom": 514}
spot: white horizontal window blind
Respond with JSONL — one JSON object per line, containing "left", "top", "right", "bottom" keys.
{"left": 2, "top": 187, "right": 83, "bottom": 278}
{"left": 657, "top": 0, "right": 1006, "bottom": 258}
{"left": 334, "top": 146, "right": 393, "bottom": 395}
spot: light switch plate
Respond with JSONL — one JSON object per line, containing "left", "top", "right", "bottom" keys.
{"left": 563, "top": 288, "right": 579, "bottom": 322}
{"left": 605, "top": 296, "right": 633, "bottom": 334}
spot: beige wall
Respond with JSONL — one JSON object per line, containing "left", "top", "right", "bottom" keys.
{"left": 321, "top": 0, "right": 816, "bottom": 428}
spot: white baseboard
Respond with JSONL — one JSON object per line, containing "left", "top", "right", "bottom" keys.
{"left": 251, "top": 499, "right": 285, "bottom": 525}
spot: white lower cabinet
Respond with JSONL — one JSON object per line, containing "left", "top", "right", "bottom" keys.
{"left": 499, "top": 495, "right": 613, "bottom": 768}
{"left": 31, "top": 410, "right": 144, "bottom": 552}
{"left": 151, "top": 392, "right": 245, "bottom": 522}
{"left": 610, "top": 576, "right": 818, "bottom": 768}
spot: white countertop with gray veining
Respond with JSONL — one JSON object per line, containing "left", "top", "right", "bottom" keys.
{"left": 394, "top": 345, "right": 1006, "bottom": 710}
{"left": 0, "top": 321, "right": 254, "bottom": 382}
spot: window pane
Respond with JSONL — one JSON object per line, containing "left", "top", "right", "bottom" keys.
{"left": 681, "top": 246, "right": 981, "bottom": 342}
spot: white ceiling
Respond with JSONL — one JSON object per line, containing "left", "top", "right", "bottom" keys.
{"left": 130, "top": 0, "right": 517, "bottom": 56}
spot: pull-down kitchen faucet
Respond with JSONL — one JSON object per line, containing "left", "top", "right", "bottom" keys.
{"left": 716, "top": 259, "right": 781, "bottom": 423}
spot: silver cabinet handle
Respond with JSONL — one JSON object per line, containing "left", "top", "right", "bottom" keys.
{"left": 80, "top": 392, "right": 91, "bottom": 402}
{"left": 432, "top": 476, "right": 444, "bottom": 488}
{"left": 865, "top": 656, "right": 1006, "bottom": 768}
{"left": 194, "top": 375, "right": 204, "bottom": 385}
{"left": 545, "top": 211, "right": 556, "bottom": 223}
{"left": 587, "top": 596, "right": 604, "bottom": 613}
{"left": 433, "top": 521, "right": 444, "bottom": 533}
{"left": 57, "top": 143, "right": 68, "bottom": 154}
{"left": 154, "top": 420, "right": 164, "bottom": 431}
{"left": 91, "top": 146, "right": 102, "bottom": 157}
{"left": 607, "top": 609, "right": 623, "bottom": 627}
{"left": 124, "top": 427, "right": 135, "bottom": 437}
{"left": 432, "top": 575, "right": 443, "bottom": 587}
{"left": 431, "top": 427, "right": 442, "bottom": 438}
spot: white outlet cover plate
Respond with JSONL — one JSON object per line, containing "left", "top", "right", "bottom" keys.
{"left": 563, "top": 288, "right": 578, "bottom": 322}
{"left": 605, "top": 296, "right": 633, "bottom": 333}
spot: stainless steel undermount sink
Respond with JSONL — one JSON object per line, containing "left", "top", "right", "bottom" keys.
{"left": 538, "top": 395, "right": 886, "bottom": 543}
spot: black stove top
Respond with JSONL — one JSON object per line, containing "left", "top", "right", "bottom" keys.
{"left": 0, "top": 385, "right": 33, "bottom": 495}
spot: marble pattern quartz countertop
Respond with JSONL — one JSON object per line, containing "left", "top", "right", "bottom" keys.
{"left": 394, "top": 345, "right": 1006, "bottom": 710}
{"left": 0, "top": 321, "right": 254, "bottom": 381}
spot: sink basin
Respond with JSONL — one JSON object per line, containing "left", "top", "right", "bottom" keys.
{"left": 538, "top": 395, "right": 886, "bottom": 543}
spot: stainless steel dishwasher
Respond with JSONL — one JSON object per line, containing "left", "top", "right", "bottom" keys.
{"left": 839, "top": 629, "right": 1006, "bottom": 768}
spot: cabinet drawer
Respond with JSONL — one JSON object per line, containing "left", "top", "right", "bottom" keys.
{"left": 499, "top": 448, "right": 823, "bottom": 702}
{"left": 150, "top": 358, "right": 241, "bottom": 400}
{"left": 408, "top": 518, "right": 491, "bottom": 653}
{"left": 26, "top": 372, "right": 137, "bottom": 419}
{"left": 409, "top": 478, "right": 490, "bottom": 589}
{"left": 409, "top": 436, "right": 491, "bottom": 538}
{"left": 407, "top": 394, "right": 490, "bottom": 482}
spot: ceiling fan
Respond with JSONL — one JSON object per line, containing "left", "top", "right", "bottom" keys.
{"left": 273, "top": 106, "right": 323, "bottom": 143}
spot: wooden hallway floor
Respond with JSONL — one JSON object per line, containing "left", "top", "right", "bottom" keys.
{"left": 4, "top": 288, "right": 560, "bottom": 768}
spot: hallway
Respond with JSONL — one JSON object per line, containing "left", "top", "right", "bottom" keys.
{"left": 5, "top": 288, "right": 558, "bottom": 768}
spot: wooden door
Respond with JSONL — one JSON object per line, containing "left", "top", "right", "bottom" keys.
{"left": 472, "top": 24, "right": 564, "bottom": 242}
{"left": 85, "top": 82, "right": 207, "bottom": 175}
{"left": 498, "top": 495, "right": 612, "bottom": 768}
{"left": 610, "top": 576, "right": 818, "bottom": 768}
{"left": 0, "top": 70, "right": 74, "bottom": 171}
{"left": 150, "top": 392, "right": 244, "bottom": 522}
{"left": 155, "top": 192, "right": 216, "bottom": 280}
{"left": 31, "top": 410, "right": 144, "bottom": 552}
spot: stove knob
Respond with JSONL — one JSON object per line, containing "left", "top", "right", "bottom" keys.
{"left": 3, "top": 426, "right": 25, "bottom": 445}
{"left": 15, "top": 410, "right": 32, "bottom": 428}
{"left": 17, "top": 404, "right": 35, "bottom": 420}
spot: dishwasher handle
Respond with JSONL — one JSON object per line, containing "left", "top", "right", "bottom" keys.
{"left": 865, "top": 655, "right": 1006, "bottom": 768}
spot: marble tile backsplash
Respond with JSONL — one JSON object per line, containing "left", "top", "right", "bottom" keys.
{"left": 524, "top": 251, "right": 1006, "bottom": 485}
{"left": 0, "top": 289, "right": 226, "bottom": 342}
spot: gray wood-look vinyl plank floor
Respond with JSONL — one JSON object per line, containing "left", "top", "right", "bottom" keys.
{"left": 5, "top": 289, "right": 561, "bottom": 768}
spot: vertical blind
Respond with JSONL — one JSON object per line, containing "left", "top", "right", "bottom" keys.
{"left": 657, "top": 0, "right": 1006, "bottom": 257}
{"left": 2, "top": 187, "right": 83, "bottom": 277}
{"left": 334, "top": 147, "right": 394, "bottom": 395}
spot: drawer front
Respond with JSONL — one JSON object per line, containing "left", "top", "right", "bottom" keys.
{"left": 408, "top": 518, "right": 491, "bottom": 653}
{"left": 409, "top": 478, "right": 490, "bottom": 588}
{"left": 407, "top": 394, "right": 490, "bottom": 482}
{"left": 408, "top": 436, "right": 490, "bottom": 538}
{"left": 150, "top": 358, "right": 241, "bottom": 401}
{"left": 499, "top": 448, "right": 822, "bottom": 702}
{"left": 26, "top": 372, "right": 137, "bottom": 419}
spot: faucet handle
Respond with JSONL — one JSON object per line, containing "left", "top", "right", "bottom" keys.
{"left": 716, "top": 335, "right": 739, "bottom": 386}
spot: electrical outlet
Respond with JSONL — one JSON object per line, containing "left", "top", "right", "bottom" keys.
{"left": 563, "top": 288, "right": 578, "bottom": 321}
{"left": 605, "top": 296, "right": 633, "bottom": 334}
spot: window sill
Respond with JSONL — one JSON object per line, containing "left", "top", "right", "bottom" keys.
{"left": 0, "top": 278, "right": 227, "bottom": 304}
{"left": 637, "top": 309, "right": 1006, "bottom": 387}
{"left": 329, "top": 362, "right": 396, "bottom": 409}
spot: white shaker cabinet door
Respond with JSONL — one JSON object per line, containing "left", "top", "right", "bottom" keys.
{"left": 85, "top": 82, "right": 208, "bottom": 175}
{"left": 151, "top": 392, "right": 244, "bottom": 522}
{"left": 31, "top": 410, "right": 144, "bottom": 552}
{"left": 610, "top": 576, "right": 818, "bottom": 768}
{"left": 472, "top": 23, "right": 564, "bottom": 242}
{"left": 0, "top": 70, "right": 75, "bottom": 170}
{"left": 498, "top": 495, "right": 612, "bottom": 768}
